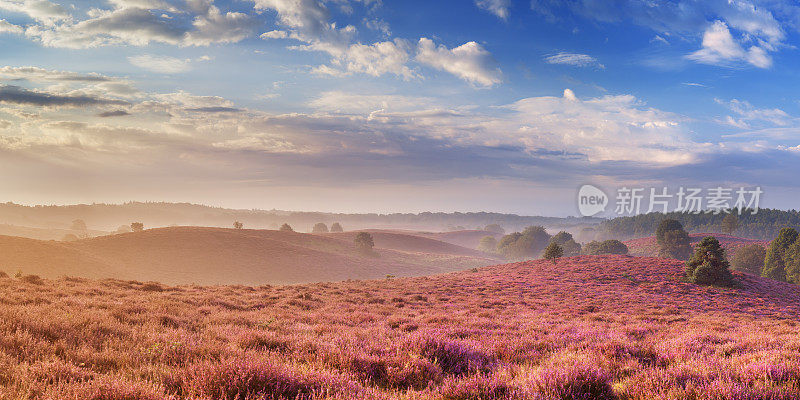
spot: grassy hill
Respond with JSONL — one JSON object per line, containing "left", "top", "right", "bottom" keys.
{"left": 2, "top": 255, "right": 800, "bottom": 398}
{"left": 625, "top": 233, "right": 769, "bottom": 257}
{"left": 0, "top": 227, "right": 497, "bottom": 285}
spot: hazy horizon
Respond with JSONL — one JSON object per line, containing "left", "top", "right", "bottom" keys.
{"left": 2, "top": 0, "right": 800, "bottom": 215}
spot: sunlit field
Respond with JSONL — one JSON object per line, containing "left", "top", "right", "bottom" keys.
{"left": 3, "top": 255, "right": 800, "bottom": 399}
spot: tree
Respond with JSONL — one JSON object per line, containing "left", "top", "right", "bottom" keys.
{"left": 279, "top": 223, "right": 294, "bottom": 232}
{"left": 330, "top": 222, "right": 344, "bottom": 232}
{"left": 550, "top": 231, "right": 573, "bottom": 245}
{"left": 785, "top": 242, "right": 800, "bottom": 283}
{"left": 496, "top": 226, "right": 552, "bottom": 260}
{"left": 130, "top": 222, "right": 144, "bottom": 232}
{"left": 543, "top": 242, "right": 563, "bottom": 264}
{"left": 656, "top": 219, "right": 685, "bottom": 245}
{"left": 762, "top": 228, "right": 798, "bottom": 282}
{"left": 731, "top": 244, "right": 766, "bottom": 275}
{"left": 477, "top": 236, "right": 497, "bottom": 253}
{"left": 658, "top": 229, "right": 693, "bottom": 260}
{"left": 583, "top": 240, "right": 629, "bottom": 255}
{"left": 71, "top": 219, "right": 87, "bottom": 231}
{"left": 355, "top": 232, "right": 374, "bottom": 252}
{"left": 312, "top": 223, "right": 329, "bottom": 233}
{"left": 721, "top": 213, "right": 739, "bottom": 235}
{"left": 561, "top": 239, "right": 582, "bottom": 257}
{"left": 233, "top": 221, "right": 243, "bottom": 229}
{"left": 484, "top": 224, "right": 505, "bottom": 235}
{"left": 685, "top": 236, "right": 732, "bottom": 285}
{"left": 655, "top": 220, "right": 692, "bottom": 260}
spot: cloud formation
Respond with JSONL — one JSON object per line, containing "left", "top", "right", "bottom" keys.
{"left": 416, "top": 38, "right": 502, "bottom": 87}
{"left": 475, "top": 0, "right": 511, "bottom": 19}
{"left": 544, "top": 52, "right": 604, "bottom": 68}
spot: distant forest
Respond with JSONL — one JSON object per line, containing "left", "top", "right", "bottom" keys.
{"left": 0, "top": 202, "right": 603, "bottom": 233}
{"left": 598, "top": 208, "right": 800, "bottom": 240}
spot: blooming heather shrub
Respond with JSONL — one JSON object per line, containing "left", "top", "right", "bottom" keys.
{"left": 21, "top": 274, "right": 44, "bottom": 285}
{"left": 345, "top": 353, "right": 442, "bottom": 389}
{"left": 410, "top": 335, "right": 496, "bottom": 377}
{"left": 42, "top": 375, "right": 166, "bottom": 400}
{"left": 439, "top": 374, "right": 514, "bottom": 400}
{"left": 523, "top": 364, "right": 615, "bottom": 400}
{"left": 183, "top": 354, "right": 357, "bottom": 400}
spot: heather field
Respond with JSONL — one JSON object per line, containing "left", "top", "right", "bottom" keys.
{"left": 3, "top": 255, "right": 800, "bottom": 399}
{"left": 624, "top": 233, "right": 770, "bottom": 257}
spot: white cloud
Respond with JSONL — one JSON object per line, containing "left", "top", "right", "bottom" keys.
{"left": 308, "top": 91, "right": 434, "bottom": 114}
{"left": 544, "top": 52, "right": 604, "bottom": 69}
{"left": 0, "top": 19, "right": 23, "bottom": 34}
{"left": 261, "top": 30, "right": 288, "bottom": 39}
{"left": 716, "top": 98, "right": 791, "bottom": 128}
{"left": 128, "top": 55, "right": 192, "bottom": 74}
{"left": 416, "top": 38, "right": 502, "bottom": 87}
{"left": 321, "top": 39, "right": 417, "bottom": 79}
{"left": 475, "top": 0, "right": 510, "bottom": 20}
{"left": 0, "top": 0, "right": 70, "bottom": 25}
{"left": 687, "top": 21, "right": 772, "bottom": 68}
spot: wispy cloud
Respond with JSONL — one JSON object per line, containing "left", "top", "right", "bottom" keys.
{"left": 544, "top": 52, "right": 605, "bottom": 69}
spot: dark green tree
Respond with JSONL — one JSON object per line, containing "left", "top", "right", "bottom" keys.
{"left": 279, "top": 223, "right": 294, "bottom": 232}
{"left": 583, "top": 240, "right": 629, "bottom": 255}
{"left": 762, "top": 228, "right": 798, "bottom": 282}
{"left": 656, "top": 219, "right": 685, "bottom": 245}
{"left": 731, "top": 244, "right": 766, "bottom": 275}
{"left": 477, "top": 236, "right": 498, "bottom": 253}
{"left": 543, "top": 242, "right": 563, "bottom": 264}
{"left": 496, "top": 226, "right": 552, "bottom": 260}
{"left": 685, "top": 236, "right": 732, "bottom": 285}
{"left": 484, "top": 224, "right": 505, "bottom": 234}
{"left": 550, "top": 231, "right": 573, "bottom": 245}
{"left": 721, "top": 213, "right": 739, "bottom": 235}
{"left": 330, "top": 222, "right": 344, "bottom": 232}
{"left": 658, "top": 229, "right": 693, "bottom": 260}
{"left": 355, "top": 232, "right": 375, "bottom": 252}
{"left": 561, "top": 239, "right": 582, "bottom": 257}
{"left": 312, "top": 223, "right": 329, "bottom": 233}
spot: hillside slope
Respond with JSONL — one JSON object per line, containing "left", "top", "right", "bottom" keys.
{"left": 3, "top": 227, "right": 497, "bottom": 285}
{"left": 323, "top": 230, "right": 494, "bottom": 256}
{"left": 3, "top": 255, "right": 800, "bottom": 399}
{"left": 625, "top": 233, "right": 769, "bottom": 257}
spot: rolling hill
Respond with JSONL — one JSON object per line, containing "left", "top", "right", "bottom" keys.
{"left": 0, "top": 227, "right": 498, "bottom": 285}
{"left": 2, "top": 255, "right": 800, "bottom": 399}
{"left": 624, "top": 233, "right": 769, "bottom": 257}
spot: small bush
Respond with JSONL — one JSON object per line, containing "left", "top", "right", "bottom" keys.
{"left": 21, "top": 274, "right": 44, "bottom": 285}
{"left": 130, "top": 222, "right": 144, "bottom": 232}
{"left": 233, "top": 221, "right": 243, "bottom": 229}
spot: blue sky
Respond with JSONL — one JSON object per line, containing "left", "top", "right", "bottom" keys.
{"left": 0, "top": 0, "right": 799, "bottom": 215}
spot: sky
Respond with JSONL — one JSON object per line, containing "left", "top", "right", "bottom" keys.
{"left": 1, "top": 0, "right": 800, "bottom": 216}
